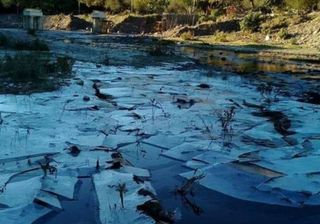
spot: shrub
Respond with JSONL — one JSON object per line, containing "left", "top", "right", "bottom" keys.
{"left": 289, "top": 37, "right": 298, "bottom": 45}
{"left": 180, "top": 31, "right": 194, "bottom": 40}
{"left": 105, "top": 0, "right": 130, "bottom": 13}
{"left": 269, "top": 17, "right": 288, "bottom": 30}
{"left": 198, "top": 15, "right": 215, "bottom": 23}
{"left": 211, "top": 32, "right": 229, "bottom": 42}
{"left": 240, "top": 12, "right": 262, "bottom": 32}
{"left": 277, "top": 28, "right": 290, "bottom": 39}
{"left": 167, "top": 0, "right": 194, "bottom": 14}
{"left": 211, "top": 8, "right": 223, "bottom": 18}
{"left": 285, "top": 0, "right": 319, "bottom": 11}
{"left": 242, "top": 0, "right": 266, "bottom": 9}
{"left": 217, "top": 107, "right": 236, "bottom": 133}
{"left": 198, "top": 8, "right": 223, "bottom": 23}
{"left": 132, "top": 0, "right": 167, "bottom": 13}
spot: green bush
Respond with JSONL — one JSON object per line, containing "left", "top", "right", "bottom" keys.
{"left": 242, "top": 0, "right": 265, "bottom": 9}
{"left": 285, "top": 0, "right": 319, "bottom": 11}
{"left": 212, "top": 32, "right": 229, "bottom": 42}
{"left": 180, "top": 31, "right": 195, "bottom": 40}
{"left": 132, "top": 0, "right": 167, "bottom": 13}
{"left": 211, "top": 8, "right": 223, "bottom": 18}
{"left": 105, "top": 0, "right": 130, "bottom": 13}
{"left": 277, "top": 28, "right": 290, "bottom": 39}
{"left": 240, "top": 12, "right": 262, "bottom": 32}
{"left": 167, "top": 0, "right": 194, "bottom": 14}
{"left": 198, "top": 15, "right": 216, "bottom": 23}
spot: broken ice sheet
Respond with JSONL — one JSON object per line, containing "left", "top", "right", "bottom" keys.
{"left": 103, "top": 134, "right": 137, "bottom": 149}
{"left": 41, "top": 175, "right": 78, "bottom": 199}
{"left": 119, "top": 166, "right": 150, "bottom": 178}
{"left": 35, "top": 191, "right": 62, "bottom": 210}
{"left": 180, "top": 163, "right": 297, "bottom": 206}
{"left": 66, "top": 133, "right": 106, "bottom": 147}
{"left": 258, "top": 173, "right": 320, "bottom": 195}
{"left": 93, "top": 170, "right": 154, "bottom": 224}
{"left": 161, "top": 142, "right": 209, "bottom": 162}
{"left": 254, "top": 156, "right": 320, "bottom": 175}
{"left": 99, "top": 87, "right": 138, "bottom": 98}
{"left": 183, "top": 160, "right": 208, "bottom": 170}
{"left": 0, "top": 153, "right": 58, "bottom": 173}
{"left": 0, "top": 203, "right": 51, "bottom": 224}
{"left": 54, "top": 150, "right": 112, "bottom": 171}
{"left": 305, "top": 193, "right": 320, "bottom": 206}
{"left": 0, "top": 95, "right": 32, "bottom": 114}
{"left": 239, "top": 146, "right": 305, "bottom": 161}
{"left": 119, "top": 143, "right": 170, "bottom": 169}
{"left": 0, "top": 173, "right": 19, "bottom": 188}
{"left": 142, "top": 134, "right": 185, "bottom": 150}
{"left": 244, "top": 122, "right": 284, "bottom": 140}
{"left": 192, "top": 150, "right": 237, "bottom": 165}
{"left": 0, "top": 176, "right": 41, "bottom": 208}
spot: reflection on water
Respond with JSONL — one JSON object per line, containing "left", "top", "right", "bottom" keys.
{"left": 0, "top": 52, "right": 74, "bottom": 94}
{"left": 180, "top": 47, "right": 320, "bottom": 74}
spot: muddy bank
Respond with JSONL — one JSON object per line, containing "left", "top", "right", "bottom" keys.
{"left": 0, "top": 14, "right": 92, "bottom": 31}
{"left": 43, "top": 14, "right": 92, "bottom": 31}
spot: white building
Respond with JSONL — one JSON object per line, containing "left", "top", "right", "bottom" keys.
{"left": 23, "top": 9, "right": 44, "bottom": 30}
{"left": 91, "top": 11, "right": 106, "bottom": 34}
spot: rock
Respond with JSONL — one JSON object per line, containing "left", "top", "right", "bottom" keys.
{"left": 137, "top": 200, "right": 174, "bottom": 224}
{"left": 265, "top": 34, "right": 271, "bottom": 41}
{"left": 67, "top": 145, "right": 81, "bottom": 157}
{"left": 174, "top": 97, "right": 197, "bottom": 109}
{"left": 197, "top": 83, "right": 211, "bottom": 89}
{"left": 106, "top": 152, "right": 124, "bottom": 169}
{"left": 75, "top": 79, "right": 84, "bottom": 86}
{"left": 83, "top": 96, "right": 90, "bottom": 102}
{"left": 137, "top": 188, "right": 156, "bottom": 199}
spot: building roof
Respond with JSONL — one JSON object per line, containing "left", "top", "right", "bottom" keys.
{"left": 23, "top": 9, "right": 43, "bottom": 17}
{"left": 92, "top": 11, "right": 105, "bottom": 19}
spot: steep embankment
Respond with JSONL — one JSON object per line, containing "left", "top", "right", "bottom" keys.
{"left": 43, "top": 14, "right": 92, "bottom": 30}
{"left": 1, "top": 12, "right": 319, "bottom": 61}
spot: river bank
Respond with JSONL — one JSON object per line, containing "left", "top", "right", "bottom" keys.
{"left": 1, "top": 11, "right": 320, "bottom": 64}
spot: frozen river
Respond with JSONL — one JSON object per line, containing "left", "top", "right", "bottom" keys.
{"left": 0, "top": 31, "right": 320, "bottom": 223}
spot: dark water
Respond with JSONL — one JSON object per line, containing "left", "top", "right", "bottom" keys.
{"left": 34, "top": 178, "right": 99, "bottom": 224}
{"left": 35, "top": 157, "right": 320, "bottom": 224}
